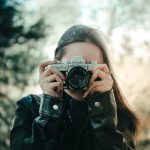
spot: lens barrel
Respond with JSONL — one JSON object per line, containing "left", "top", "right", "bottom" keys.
{"left": 67, "top": 66, "right": 89, "bottom": 90}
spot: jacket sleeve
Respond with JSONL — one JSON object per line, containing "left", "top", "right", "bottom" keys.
{"left": 10, "top": 94, "right": 65, "bottom": 150}
{"left": 87, "top": 90, "right": 135, "bottom": 150}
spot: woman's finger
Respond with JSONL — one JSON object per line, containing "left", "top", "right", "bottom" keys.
{"left": 52, "top": 74, "right": 63, "bottom": 92}
{"left": 41, "top": 66, "right": 65, "bottom": 79}
{"left": 45, "top": 74, "right": 62, "bottom": 83}
{"left": 90, "top": 84, "right": 108, "bottom": 95}
{"left": 92, "top": 64, "right": 110, "bottom": 73}
{"left": 47, "top": 82, "right": 60, "bottom": 97}
{"left": 47, "top": 81, "right": 60, "bottom": 89}
{"left": 39, "top": 60, "right": 57, "bottom": 76}
{"left": 89, "top": 69, "right": 107, "bottom": 85}
{"left": 83, "top": 81, "right": 105, "bottom": 97}
{"left": 46, "top": 74, "right": 63, "bottom": 91}
{"left": 40, "top": 81, "right": 60, "bottom": 96}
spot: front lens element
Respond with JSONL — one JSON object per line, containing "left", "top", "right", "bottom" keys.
{"left": 67, "top": 66, "right": 89, "bottom": 90}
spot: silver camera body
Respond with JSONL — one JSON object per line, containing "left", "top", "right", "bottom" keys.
{"left": 46, "top": 56, "right": 104, "bottom": 90}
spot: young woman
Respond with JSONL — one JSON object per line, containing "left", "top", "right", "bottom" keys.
{"left": 10, "top": 25, "right": 140, "bottom": 150}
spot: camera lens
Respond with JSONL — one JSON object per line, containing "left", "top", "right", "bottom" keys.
{"left": 67, "top": 66, "right": 89, "bottom": 90}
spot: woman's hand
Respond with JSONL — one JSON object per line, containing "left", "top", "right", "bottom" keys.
{"left": 38, "top": 60, "right": 65, "bottom": 97}
{"left": 83, "top": 64, "right": 113, "bottom": 97}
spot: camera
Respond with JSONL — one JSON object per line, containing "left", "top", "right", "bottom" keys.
{"left": 46, "top": 56, "right": 104, "bottom": 90}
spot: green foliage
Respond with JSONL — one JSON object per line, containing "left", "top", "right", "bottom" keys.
{"left": 0, "top": 1, "right": 47, "bottom": 149}
{"left": 0, "top": 0, "right": 47, "bottom": 88}
{"left": 0, "top": 0, "right": 80, "bottom": 149}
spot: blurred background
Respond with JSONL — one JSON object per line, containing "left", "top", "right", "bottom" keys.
{"left": 0, "top": 0, "right": 150, "bottom": 149}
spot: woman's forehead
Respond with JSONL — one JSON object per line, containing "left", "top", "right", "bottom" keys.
{"left": 61, "top": 42, "right": 104, "bottom": 63}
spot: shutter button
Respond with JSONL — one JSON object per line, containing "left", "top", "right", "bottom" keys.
{"left": 53, "top": 104, "right": 59, "bottom": 110}
{"left": 94, "top": 101, "right": 100, "bottom": 107}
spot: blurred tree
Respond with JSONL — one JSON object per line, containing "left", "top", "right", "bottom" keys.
{"left": 104, "top": 0, "right": 150, "bottom": 65}
{"left": 0, "top": 0, "right": 80, "bottom": 149}
{"left": 107, "top": 0, "right": 150, "bottom": 34}
{"left": 84, "top": 0, "right": 150, "bottom": 64}
{"left": 0, "top": 0, "right": 46, "bottom": 89}
{"left": 0, "top": 0, "right": 47, "bottom": 149}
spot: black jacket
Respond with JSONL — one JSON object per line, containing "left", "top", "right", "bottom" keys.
{"left": 10, "top": 90, "right": 135, "bottom": 150}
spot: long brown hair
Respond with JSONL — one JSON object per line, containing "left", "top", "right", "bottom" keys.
{"left": 54, "top": 24, "right": 140, "bottom": 139}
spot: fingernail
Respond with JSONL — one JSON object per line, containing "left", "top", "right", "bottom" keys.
{"left": 62, "top": 76, "right": 67, "bottom": 80}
